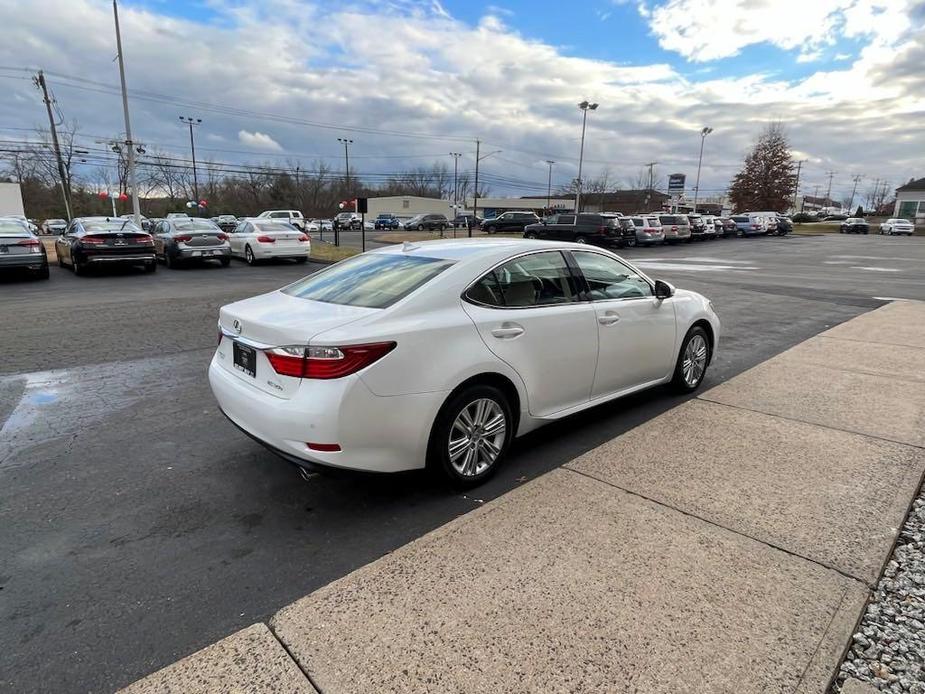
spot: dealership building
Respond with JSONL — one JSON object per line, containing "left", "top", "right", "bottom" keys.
{"left": 362, "top": 196, "right": 455, "bottom": 220}
{"left": 894, "top": 178, "right": 925, "bottom": 222}
{"left": 466, "top": 196, "right": 575, "bottom": 217}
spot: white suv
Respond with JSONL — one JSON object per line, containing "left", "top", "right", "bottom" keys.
{"left": 257, "top": 210, "right": 306, "bottom": 231}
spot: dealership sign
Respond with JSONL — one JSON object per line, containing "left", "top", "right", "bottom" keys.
{"left": 668, "top": 173, "right": 686, "bottom": 194}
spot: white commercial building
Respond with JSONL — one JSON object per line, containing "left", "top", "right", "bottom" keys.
{"left": 364, "top": 196, "right": 454, "bottom": 221}
{"left": 0, "top": 182, "right": 25, "bottom": 217}
{"left": 894, "top": 178, "right": 925, "bottom": 222}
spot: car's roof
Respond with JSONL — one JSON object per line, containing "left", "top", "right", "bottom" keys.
{"left": 370, "top": 237, "right": 605, "bottom": 262}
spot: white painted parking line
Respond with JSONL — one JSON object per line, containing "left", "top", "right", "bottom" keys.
{"left": 849, "top": 266, "right": 901, "bottom": 273}
{"left": 633, "top": 261, "right": 758, "bottom": 272}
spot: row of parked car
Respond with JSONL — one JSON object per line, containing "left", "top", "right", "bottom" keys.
{"left": 1, "top": 213, "right": 312, "bottom": 281}
{"left": 474, "top": 210, "right": 793, "bottom": 248}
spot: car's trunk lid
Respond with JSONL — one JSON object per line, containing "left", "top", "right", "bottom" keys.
{"left": 218, "top": 291, "right": 376, "bottom": 398}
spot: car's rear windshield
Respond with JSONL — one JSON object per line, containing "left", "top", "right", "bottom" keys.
{"left": 176, "top": 221, "right": 219, "bottom": 230}
{"left": 659, "top": 215, "right": 686, "bottom": 224}
{"left": 83, "top": 221, "right": 141, "bottom": 232}
{"left": 254, "top": 221, "right": 295, "bottom": 232}
{"left": 0, "top": 221, "right": 29, "bottom": 234}
{"left": 283, "top": 253, "right": 455, "bottom": 309}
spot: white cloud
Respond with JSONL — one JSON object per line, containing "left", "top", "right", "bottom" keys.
{"left": 0, "top": 0, "right": 921, "bottom": 204}
{"left": 237, "top": 130, "right": 283, "bottom": 151}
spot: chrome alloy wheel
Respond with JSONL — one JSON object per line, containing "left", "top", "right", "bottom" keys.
{"left": 448, "top": 398, "right": 507, "bottom": 477}
{"left": 682, "top": 334, "right": 708, "bottom": 387}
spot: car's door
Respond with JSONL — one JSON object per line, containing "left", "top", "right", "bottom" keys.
{"left": 228, "top": 222, "right": 248, "bottom": 255}
{"left": 58, "top": 223, "right": 77, "bottom": 264}
{"left": 462, "top": 250, "right": 599, "bottom": 417}
{"left": 569, "top": 250, "right": 677, "bottom": 397}
{"left": 549, "top": 214, "right": 575, "bottom": 241}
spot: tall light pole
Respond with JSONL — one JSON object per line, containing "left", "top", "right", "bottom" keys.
{"left": 575, "top": 100, "right": 598, "bottom": 213}
{"left": 471, "top": 141, "right": 501, "bottom": 237}
{"left": 113, "top": 0, "right": 141, "bottom": 227}
{"left": 693, "top": 126, "right": 713, "bottom": 213}
{"left": 545, "top": 160, "right": 555, "bottom": 212}
{"left": 792, "top": 159, "right": 806, "bottom": 212}
{"left": 338, "top": 137, "right": 353, "bottom": 194}
{"left": 450, "top": 152, "right": 462, "bottom": 224}
{"left": 179, "top": 116, "right": 202, "bottom": 204}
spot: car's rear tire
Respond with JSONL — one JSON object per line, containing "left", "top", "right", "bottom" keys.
{"left": 574, "top": 235, "right": 588, "bottom": 244}
{"left": 220, "top": 257, "right": 231, "bottom": 267}
{"left": 245, "top": 245, "right": 256, "bottom": 266}
{"left": 35, "top": 265, "right": 50, "bottom": 280}
{"left": 164, "top": 251, "right": 175, "bottom": 269}
{"left": 144, "top": 261, "right": 157, "bottom": 273}
{"left": 295, "top": 257, "right": 308, "bottom": 264}
{"left": 428, "top": 384, "right": 513, "bottom": 489}
{"left": 524, "top": 231, "right": 537, "bottom": 239}
{"left": 417, "top": 224, "right": 425, "bottom": 231}
{"left": 486, "top": 225, "right": 497, "bottom": 234}
{"left": 671, "top": 326, "right": 711, "bottom": 393}
{"left": 625, "top": 236, "right": 637, "bottom": 248}
{"left": 73, "top": 255, "right": 85, "bottom": 276}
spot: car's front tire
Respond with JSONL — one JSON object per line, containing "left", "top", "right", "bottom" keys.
{"left": 486, "top": 225, "right": 497, "bottom": 234}
{"left": 524, "top": 231, "right": 537, "bottom": 239}
{"left": 428, "top": 384, "right": 513, "bottom": 489}
{"left": 671, "top": 326, "right": 711, "bottom": 393}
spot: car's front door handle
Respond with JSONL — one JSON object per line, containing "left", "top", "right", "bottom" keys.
{"left": 491, "top": 324, "right": 524, "bottom": 339}
{"left": 598, "top": 312, "right": 621, "bottom": 326}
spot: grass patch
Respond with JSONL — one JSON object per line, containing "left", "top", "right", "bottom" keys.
{"left": 793, "top": 223, "right": 844, "bottom": 235}
{"left": 309, "top": 242, "right": 360, "bottom": 263}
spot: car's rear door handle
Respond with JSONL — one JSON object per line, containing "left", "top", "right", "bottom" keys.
{"left": 598, "top": 312, "right": 620, "bottom": 326}
{"left": 491, "top": 323, "right": 524, "bottom": 339}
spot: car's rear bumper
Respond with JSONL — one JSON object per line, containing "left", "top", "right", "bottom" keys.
{"left": 208, "top": 353, "right": 446, "bottom": 473}
{"left": 0, "top": 254, "right": 47, "bottom": 269}
{"left": 251, "top": 244, "right": 310, "bottom": 259}
{"left": 177, "top": 246, "right": 230, "bottom": 258}
{"left": 84, "top": 253, "right": 155, "bottom": 264}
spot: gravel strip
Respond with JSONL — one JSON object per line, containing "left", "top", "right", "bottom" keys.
{"left": 834, "top": 496, "right": 925, "bottom": 693}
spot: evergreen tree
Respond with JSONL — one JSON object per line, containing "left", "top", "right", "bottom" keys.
{"left": 729, "top": 124, "right": 797, "bottom": 212}
{"left": 855, "top": 205, "right": 864, "bottom": 217}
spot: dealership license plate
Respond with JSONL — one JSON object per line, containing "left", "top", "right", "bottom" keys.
{"left": 232, "top": 341, "right": 256, "bottom": 378}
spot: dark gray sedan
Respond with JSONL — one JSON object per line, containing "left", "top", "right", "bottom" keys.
{"left": 0, "top": 218, "right": 49, "bottom": 280}
{"left": 152, "top": 218, "right": 231, "bottom": 268}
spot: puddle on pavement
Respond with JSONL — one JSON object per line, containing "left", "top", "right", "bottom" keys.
{"left": 0, "top": 355, "right": 203, "bottom": 469}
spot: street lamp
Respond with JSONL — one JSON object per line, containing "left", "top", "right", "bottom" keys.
{"left": 545, "top": 160, "right": 555, "bottom": 211}
{"left": 450, "top": 152, "right": 462, "bottom": 232}
{"left": 337, "top": 137, "right": 353, "bottom": 188}
{"left": 179, "top": 116, "right": 202, "bottom": 204}
{"left": 693, "top": 126, "right": 713, "bottom": 213}
{"left": 575, "top": 100, "right": 598, "bottom": 212}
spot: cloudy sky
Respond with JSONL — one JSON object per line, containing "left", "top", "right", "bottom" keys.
{"left": 1, "top": 0, "right": 923, "bottom": 202}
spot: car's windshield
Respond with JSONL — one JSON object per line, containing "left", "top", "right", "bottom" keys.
{"left": 175, "top": 221, "right": 219, "bottom": 231}
{"left": 283, "top": 253, "right": 455, "bottom": 309}
{"left": 83, "top": 221, "right": 141, "bottom": 232}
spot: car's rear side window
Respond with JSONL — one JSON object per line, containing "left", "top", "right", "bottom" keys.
{"left": 283, "top": 253, "right": 454, "bottom": 308}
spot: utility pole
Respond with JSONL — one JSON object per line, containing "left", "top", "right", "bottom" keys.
{"left": 33, "top": 71, "right": 72, "bottom": 220}
{"left": 113, "top": 0, "right": 141, "bottom": 228}
{"left": 643, "top": 161, "right": 657, "bottom": 211}
{"left": 792, "top": 160, "right": 806, "bottom": 212}
{"left": 575, "top": 100, "right": 598, "bottom": 212}
{"left": 179, "top": 116, "right": 202, "bottom": 204}
{"left": 693, "top": 126, "right": 713, "bottom": 213}
{"left": 450, "top": 152, "right": 462, "bottom": 227}
{"left": 847, "top": 174, "right": 862, "bottom": 212}
{"left": 545, "top": 160, "right": 555, "bottom": 212}
{"left": 824, "top": 170, "right": 836, "bottom": 209}
{"left": 473, "top": 139, "right": 480, "bottom": 235}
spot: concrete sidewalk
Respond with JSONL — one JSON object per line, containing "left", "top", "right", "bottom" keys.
{"left": 121, "top": 300, "right": 925, "bottom": 694}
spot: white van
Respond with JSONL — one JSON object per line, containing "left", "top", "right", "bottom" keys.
{"left": 257, "top": 210, "right": 306, "bottom": 231}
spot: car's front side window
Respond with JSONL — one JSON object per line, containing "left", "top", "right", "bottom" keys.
{"left": 571, "top": 251, "right": 653, "bottom": 300}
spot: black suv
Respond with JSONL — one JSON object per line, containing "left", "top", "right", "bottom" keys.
{"left": 373, "top": 213, "right": 401, "bottom": 230}
{"left": 405, "top": 213, "right": 449, "bottom": 231}
{"left": 480, "top": 211, "right": 540, "bottom": 234}
{"left": 687, "top": 214, "right": 708, "bottom": 240}
{"left": 523, "top": 213, "right": 622, "bottom": 247}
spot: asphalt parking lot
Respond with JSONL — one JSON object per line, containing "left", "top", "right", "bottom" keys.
{"left": 2, "top": 234, "right": 925, "bottom": 693}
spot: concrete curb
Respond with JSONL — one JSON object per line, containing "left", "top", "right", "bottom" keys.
{"left": 120, "top": 300, "right": 925, "bottom": 694}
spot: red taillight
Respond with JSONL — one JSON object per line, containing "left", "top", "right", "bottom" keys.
{"left": 671, "top": 226, "right": 678, "bottom": 232}
{"left": 80, "top": 235, "right": 106, "bottom": 245}
{"left": 265, "top": 342, "right": 396, "bottom": 380}
{"left": 136, "top": 234, "right": 154, "bottom": 245}
{"left": 306, "top": 442, "right": 341, "bottom": 452}
{"left": 256, "top": 235, "right": 276, "bottom": 243}
{"left": 174, "top": 234, "right": 193, "bottom": 243}
{"left": 17, "top": 238, "right": 40, "bottom": 247}
{"left": 298, "top": 234, "right": 309, "bottom": 242}
{"left": 217, "top": 233, "right": 228, "bottom": 241}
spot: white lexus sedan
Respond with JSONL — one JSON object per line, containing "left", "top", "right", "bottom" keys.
{"left": 209, "top": 239, "right": 719, "bottom": 487}
{"left": 228, "top": 218, "right": 311, "bottom": 265}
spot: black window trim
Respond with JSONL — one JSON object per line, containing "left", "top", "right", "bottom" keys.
{"left": 460, "top": 249, "right": 585, "bottom": 310}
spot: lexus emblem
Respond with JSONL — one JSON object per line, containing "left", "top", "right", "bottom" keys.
{"left": 232, "top": 319, "right": 243, "bottom": 335}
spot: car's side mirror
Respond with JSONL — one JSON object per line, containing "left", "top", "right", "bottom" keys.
{"left": 654, "top": 280, "right": 675, "bottom": 299}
